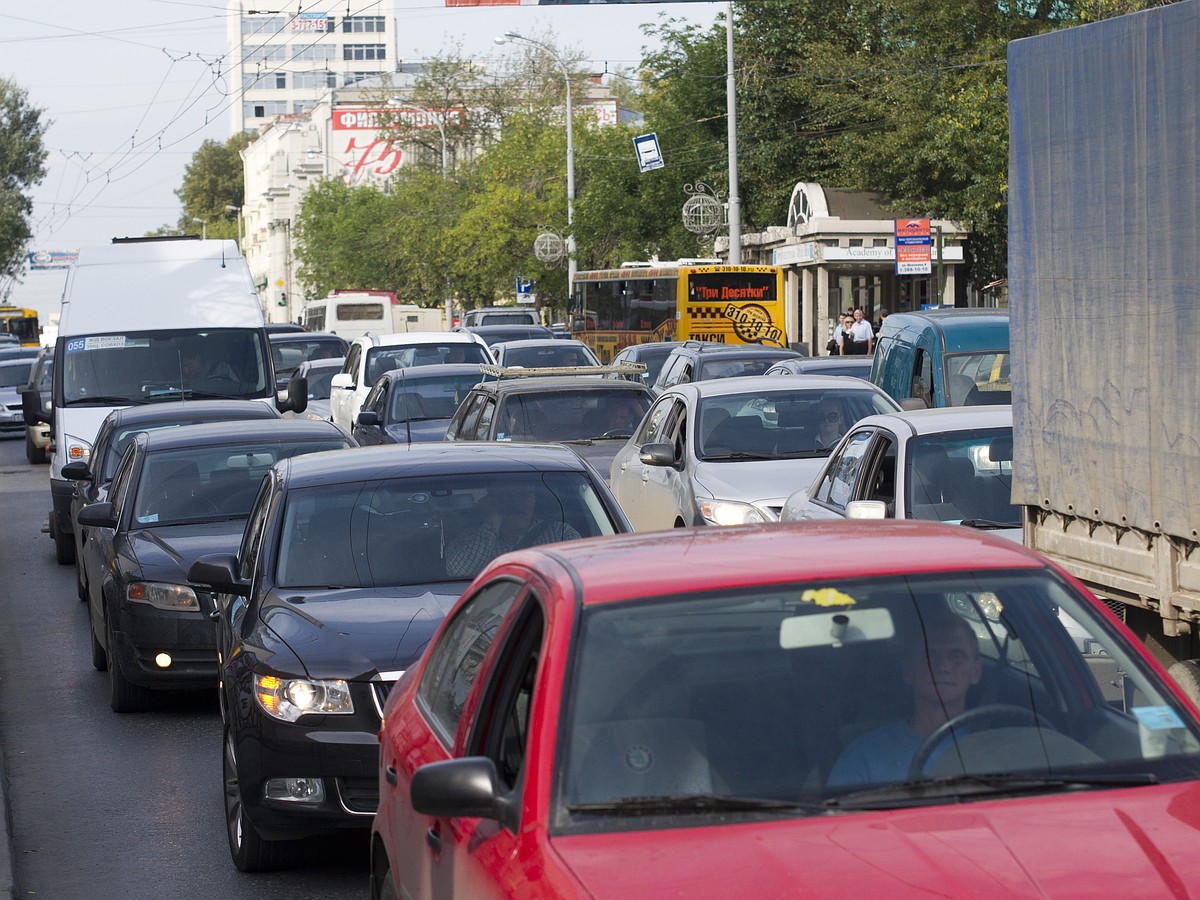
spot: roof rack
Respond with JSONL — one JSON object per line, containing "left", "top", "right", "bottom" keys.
{"left": 479, "top": 362, "right": 646, "bottom": 380}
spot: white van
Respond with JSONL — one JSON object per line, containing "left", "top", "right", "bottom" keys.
{"left": 31, "top": 237, "right": 304, "bottom": 564}
{"left": 301, "top": 292, "right": 445, "bottom": 340}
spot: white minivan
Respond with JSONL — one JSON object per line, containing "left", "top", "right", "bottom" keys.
{"left": 29, "top": 236, "right": 305, "bottom": 564}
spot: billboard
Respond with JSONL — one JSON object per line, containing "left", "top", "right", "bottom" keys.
{"left": 894, "top": 218, "right": 931, "bottom": 275}
{"left": 27, "top": 250, "right": 78, "bottom": 270}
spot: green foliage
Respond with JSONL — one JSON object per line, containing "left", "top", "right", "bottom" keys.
{"left": 0, "top": 78, "right": 49, "bottom": 279}
{"left": 171, "top": 131, "right": 253, "bottom": 239}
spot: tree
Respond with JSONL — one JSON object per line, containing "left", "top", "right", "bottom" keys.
{"left": 0, "top": 78, "right": 49, "bottom": 280}
{"left": 171, "top": 132, "right": 253, "bottom": 240}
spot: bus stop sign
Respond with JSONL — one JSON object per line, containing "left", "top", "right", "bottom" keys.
{"left": 633, "top": 133, "right": 664, "bottom": 173}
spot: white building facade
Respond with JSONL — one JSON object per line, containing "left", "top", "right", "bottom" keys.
{"left": 227, "top": 1, "right": 397, "bottom": 136}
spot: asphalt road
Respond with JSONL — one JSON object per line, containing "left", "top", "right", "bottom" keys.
{"left": 0, "top": 436, "right": 368, "bottom": 899}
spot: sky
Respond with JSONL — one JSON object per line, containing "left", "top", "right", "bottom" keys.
{"left": 2, "top": 0, "right": 722, "bottom": 315}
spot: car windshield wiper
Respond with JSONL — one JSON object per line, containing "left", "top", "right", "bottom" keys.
{"left": 187, "top": 390, "right": 248, "bottom": 400}
{"left": 568, "top": 794, "right": 827, "bottom": 816}
{"left": 958, "top": 518, "right": 1021, "bottom": 530}
{"left": 64, "top": 395, "right": 133, "bottom": 406}
{"left": 826, "top": 772, "right": 1159, "bottom": 810}
{"left": 703, "top": 451, "right": 777, "bottom": 461}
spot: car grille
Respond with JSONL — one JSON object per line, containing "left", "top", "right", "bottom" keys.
{"left": 336, "top": 777, "right": 379, "bottom": 815}
{"left": 369, "top": 670, "right": 405, "bottom": 720}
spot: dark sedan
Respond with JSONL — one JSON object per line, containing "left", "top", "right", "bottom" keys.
{"left": 78, "top": 419, "right": 353, "bottom": 713}
{"left": 65, "top": 400, "right": 285, "bottom": 600}
{"left": 442, "top": 373, "right": 653, "bottom": 482}
{"left": 353, "top": 364, "right": 484, "bottom": 445}
{"left": 187, "top": 442, "right": 631, "bottom": 871}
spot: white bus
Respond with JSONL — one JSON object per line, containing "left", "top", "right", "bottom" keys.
{"left": 302, "top": 292, "right": 445, "bottom": 339}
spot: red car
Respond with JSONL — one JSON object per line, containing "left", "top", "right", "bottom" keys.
{"left": 372, "top": 521, "right": 1200, "bottom": 898}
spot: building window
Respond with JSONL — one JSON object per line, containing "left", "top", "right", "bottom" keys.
{"left": 294, "top": 45, "right": 336, "bottom": 61}
{"left": 243, "top": 44, "right": 286, "bottom": 63}
{"left": 341, "top": 16, "right": 386, "bottom": 33}
{"left": 293, "top": 100, "right": 317, "bottom": 114}
{"left": 243, "top": 16, "right": 286, "bottom": 34}
{"left": 245, "top": 101, "right": 288, "bottom": 119}
{"left": 343, "top": 71, "right": 377, "bottom": 86}
{"left": 292, "top": 71, "right": 337, "bottom": 89}
{"left": 243, "top": 72, "right": 287, "bottom": 90}
{"left": 343, "top": 44, "right": 385, "bottom": 61}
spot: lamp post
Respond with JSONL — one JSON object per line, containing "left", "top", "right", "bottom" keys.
{"left": 304, "top": 148, "right": 356, "bottom": 185}
{"left": 191, "top": 217, "right": 208, "bottom": 240}
{"left": 224, "top": 205, "right": 242, "bottom": 249}
{"left": 494, "top": 31, "right": 576, "bottom": 294}
{"left": 387, "top": 97, "right": 448, "bottom": 178}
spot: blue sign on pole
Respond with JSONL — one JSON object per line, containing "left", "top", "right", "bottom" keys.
{"left": 633, "top": 133, "right": 664, "bottom": 173}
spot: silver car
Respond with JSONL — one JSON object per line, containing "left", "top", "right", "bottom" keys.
{"left": 779, "top": 405, "right": 1019, "bottom": 538}
{"left": 610, "top": 375, "right": 900, "bottom": 530}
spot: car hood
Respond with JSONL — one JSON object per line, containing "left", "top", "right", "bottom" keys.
{"left": 693, "top": 458, "right": 826, "bottom": 512}
{"left": 127, "top": 520, "right": 249, "bottom": 584}
{"left": 560, "top": 439, "right": 628, "bottom": 484}
{"left": 553, "top": 782, "right": 1200, "bottom": 896}
{"left": 383, "top": 418, "right": 452, "bottom": 443}
{"left": 259, "top": 584, "right": 469, "bottom": 679}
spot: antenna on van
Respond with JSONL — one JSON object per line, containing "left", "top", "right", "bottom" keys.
{"left": 220, "top": 242, "right": 226, "bottom": 268}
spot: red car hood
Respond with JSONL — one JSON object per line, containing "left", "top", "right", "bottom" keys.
{"left": 551, "top": 782, "right": 1200, "bottom": 897}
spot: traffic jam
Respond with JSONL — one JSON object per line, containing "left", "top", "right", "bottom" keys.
{"left": 3, "top": 216, "right": 1200, "bottom": 898}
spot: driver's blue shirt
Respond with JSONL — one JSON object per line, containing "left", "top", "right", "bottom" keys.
{"left": 828, "top": 721, "right": 925, "bottom": 786}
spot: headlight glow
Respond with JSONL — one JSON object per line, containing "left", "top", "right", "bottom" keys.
{"left": 700, "top": 499, "right": 772, "bottom": 526}
{"left": 127, "top": 581, "right": 199, "bottom": 611}
{"left": 254, "top": 674, "right": 353, "bottom": 722}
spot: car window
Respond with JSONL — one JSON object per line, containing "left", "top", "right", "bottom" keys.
{"left": 553, "top": 570, "right": 1200, "bottom": 828}
{"left": 108, "top": 444, "right": 138, "bottom": 518}
{"left": 859, "top": 435, "right": 898, "bottom": 513}
{"left": 390, "top": 373, "right": 481, "bottom": 423}
{"left": 366, "top": 344, "right": 489, "bottom": 382}
{"left": 341, "top": 343, "right": 361, "bottom": 379}
{"left": 273, "top": 471, "right": 620, "bottom": 589}
{"left": 490, "top": 390, "right": 650, "bottom": 442}
{"left": 906, "top": 427, "right": 1017, "bottom": 525}
{"left": 237, "top": 478, "right": 273, "bottom": 582}
{"left": 471, "top": 397, "right": 497, "bottom": 440}
{"left": 417, "top": 579, "right": 525, "bottom": 746}
{"left": 468, "top": 597, "right": 546, "bottom": 794}
{"left": 812, "top": 430, "right": 874, "bottom": 509}
{"left": 636, "top": 396, "right": 678, "bottom": 445}
{"left": 362, "top": 379, "right": 387, "bottom": 415}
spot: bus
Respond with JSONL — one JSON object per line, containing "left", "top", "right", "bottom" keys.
{"left": 570, "top": 261, "right": 786, "bottom": 362}
{"left": 0, "top": 306, "right": 40, "bottom": 346}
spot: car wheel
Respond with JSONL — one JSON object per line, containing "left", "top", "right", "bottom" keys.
{"left": 53, "top": 520, "right": 75, "bottom": 565}
{"left": 107, "top": 616, "right": 150, "bottom": 713}
{"left": 223, "top": 727, "right": 299, "bottom": 872}
{"left": 375, "top": 862, "right": 399, "bottom": 900}
{"left": 1168, "top": 660, "right": 1200, "bottom": 709}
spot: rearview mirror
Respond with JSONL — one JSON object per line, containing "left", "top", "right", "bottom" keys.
{"left": 356, "top": 410, "right": 380, "bottom": 427}
{"left": 187, "top": 553, "right": 250, "bottom": 597}
{"left": 845, "top": 500, "right": 888, "bottom": 520}
{"left": 411, "top": 757, "right": 516, "bottom": 829}
{"left": 22, "top": 389, "right": 50, "bottom": 426}
{"left": 61, "top": 461, "right": 92, "bottom": 482}
{"left": 76, "top": 502, "right": 117, "bottom": 529}
{"left": 638, "top": 442, "right": 676, "bottom": 467}
{"left": 330, "top": 373, "right": 353, "bottom": 390}
{"left": 278, "top": 375, "right": 309, "bottom": 414}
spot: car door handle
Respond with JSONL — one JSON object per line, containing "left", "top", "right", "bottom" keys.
{"left": 425, "top": 825, "right": 442, "bottom": 853}
{"left": 208, "top": 610, "right": 221, "bottom": 622}
{"left": 641, "top": 469, "right": 650, "bottom": 482}
{"left": 385, "top": 765, "right": 397, "bottom": 786}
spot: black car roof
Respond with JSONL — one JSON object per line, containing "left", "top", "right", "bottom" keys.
{"left": 683, "top": 343, "right": 799, "bottom": 358}
{"left": 103, "top": 400, "right": 282, "bottom": 429}
{"left": 268, "top": 331, "right": 347, "bottom": 345}
{"left": 376, "top": 363, "right": 486, "bottom": 384}
{"left": 137, "top": 418, "right": 348, "bottom": 452}
{"left": 277, "top": 441, "right": 595, "bottom": 490}
{"left": 469, "top": 376, "right": 652, "bottom": 397}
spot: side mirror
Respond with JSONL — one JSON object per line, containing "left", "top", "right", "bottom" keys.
{"left": 187, "top": 553, "right": 250, "bottom": 598}
{"left": 845, "top": 500, "right": 888, "bottom": 520}
{"left": 61, "top": 461, "right": 92, "bottom": 482}
{"left": 330, "top": 373, "right": 354, "bottom": 391}
{"left": 638, "top": 442, "right": 676, "bottom": 467}
{"left": 356, "top": 410, "right": 379, "bottom": 427}
{"left": 76, "top": 502, "right": 117, "bottom": 529}
{"left": 410, "top": 757, "right": 515, "bottom": 829}
{"left": 22, "top": 389, "right": 50, "bottom": 426}
{"left": 779, "top": 489, "right": 810, "bottom": 522}
{"left": 277, "top": 375, "right": 309, "bottom": 414}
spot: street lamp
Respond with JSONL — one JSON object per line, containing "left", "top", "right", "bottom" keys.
{"left": 191, "top": 216, "right": 208, "bottom": 240}
{"left": 494, "top": 31, "right": 576, "bottom": 294}
{"left": 387, "top": 96, "right": 448, "bottom": 178}
{"left": 224, "top": 204, "right": 242, "bottom": 249}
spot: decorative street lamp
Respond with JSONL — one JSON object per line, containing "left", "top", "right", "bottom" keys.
{"left": 494, "top": 31, "right": 576, "bottom": 295}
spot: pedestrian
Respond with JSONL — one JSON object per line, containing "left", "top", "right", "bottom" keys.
{"left": 875, "top": 308, "right": 889, "bottom": 336}
{"left": 836, "top": 313, "right": 855, "bottom": 356}
{"left": 826, "top": 313, "right": 847, "bottom": 356}
{"left": 846, "top": 308, "right": 875, "bottom": 355}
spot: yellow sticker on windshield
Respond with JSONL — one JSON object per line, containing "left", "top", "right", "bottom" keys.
{"left": 801, "top": 588, "right": 856, "bottom": 607}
